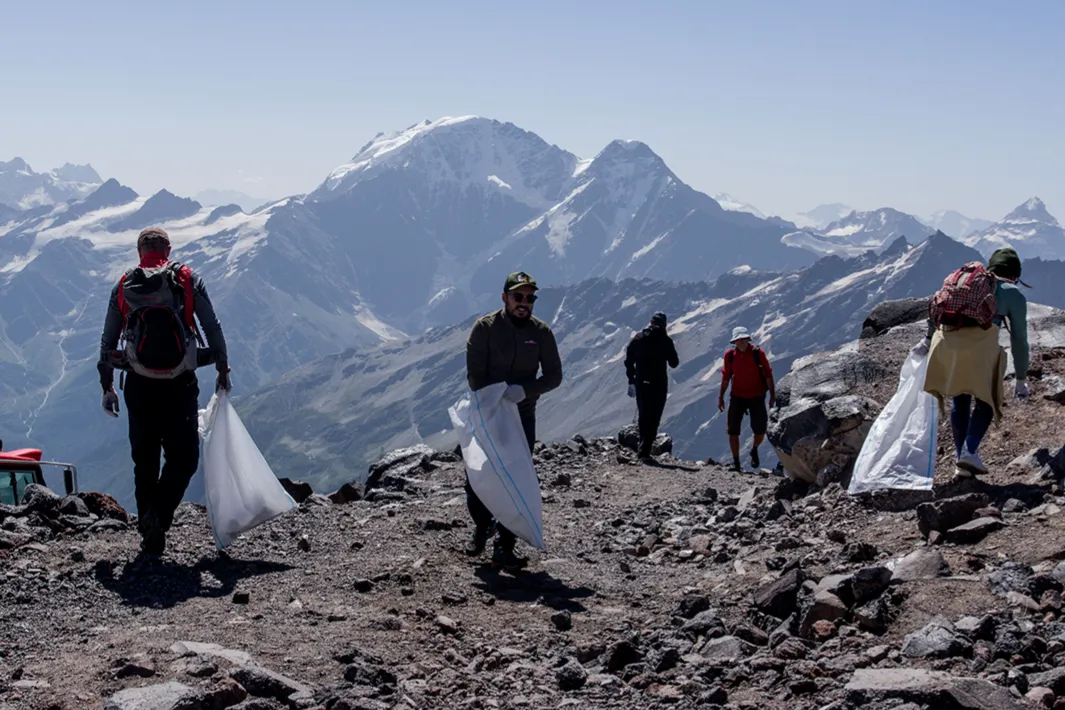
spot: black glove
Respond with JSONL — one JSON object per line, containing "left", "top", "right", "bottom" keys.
{"left": 216, "top": 365, "right": 232, "bottom": 394}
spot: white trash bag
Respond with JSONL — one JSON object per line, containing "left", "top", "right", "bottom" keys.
{"left": 198, "top": 393, "right": 297, "bottom": 548}
{"left": 848, "top": 345, "right": 939, "bottom": 495}
{"left": 448, "top": 383, "right": 546, "bottom": 550}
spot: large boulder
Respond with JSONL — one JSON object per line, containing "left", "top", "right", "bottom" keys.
{"left": 365, "top": 445, "right": 435, "bottom": 490}
{"left": 103, "top": 681, "right": 203, "bottom": 710}
{"left": 78, "top": 492, "right": 129, "bottom": 522}
{"left": 845, "top": 668, "right": 1028, "bottom": 709}
{"left": 616, "top": 424, "right": 672, "bottom": 455}
{"left": 277, "top": 478, "right": 313, "bottom": 504}
{"left": 916, "top": 493, "right": 989, "bottom": 538}
{"left": 769, "top": 393, "right": 881, "bottom": 485}
{"left": 860, "top": 298, "right": 930, "bottom": 339}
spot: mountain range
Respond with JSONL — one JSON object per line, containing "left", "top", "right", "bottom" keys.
{"left": 235, "top": 232, "right": 1065, "bottom": 496}
{"left": 0, "top": 158, "right": 102, "bottom": 210}
{"left": 2, "top": 116, "right": 1064, "bottom": 506}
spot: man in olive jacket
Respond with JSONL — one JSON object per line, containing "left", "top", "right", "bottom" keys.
{"left": 465, "top": 271, "right": 563, "bottom": 568}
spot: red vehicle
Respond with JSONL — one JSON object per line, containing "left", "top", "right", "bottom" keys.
{"left": 0, "top": 440, "right": 79, "bottom": 506}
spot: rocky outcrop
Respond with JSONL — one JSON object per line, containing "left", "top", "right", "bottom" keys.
{"left": 768, "top": 350, "right": 883, "bottom": 484}
{"left": 860, "top": 297, "right": 930, "bottom": 339}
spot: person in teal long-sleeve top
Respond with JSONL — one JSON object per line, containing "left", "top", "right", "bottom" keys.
{"left": 948, "top": 248, "right": 1030, "bottom": 476}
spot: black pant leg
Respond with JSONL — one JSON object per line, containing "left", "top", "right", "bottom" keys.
{"left": 123, "top": 374, "right": 162, "bottom": 523}
{"left": 155, "top": 374, "right": 200, "bottom": 532}
{"left": 465, "top": 474, "right": 496, "bottom": 533}
{"left": 636, "top": 383, "right": 667, "bottom": 455}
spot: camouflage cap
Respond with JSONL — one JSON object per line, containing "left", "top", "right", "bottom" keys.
{"left": 504, "top": 271, "right": 538, "bottom": 292}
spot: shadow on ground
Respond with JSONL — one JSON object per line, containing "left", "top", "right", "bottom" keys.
{"left": 95, "top": 553, "right": 294, "bottom": 609}
{"left": 472, "top": 566, "right": 595, "bottom": 612}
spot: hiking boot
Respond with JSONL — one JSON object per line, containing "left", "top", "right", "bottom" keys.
{"left": 138, "top": 511, "right": 165, "bottom": 556}
{"left": 464, "top": 527, "right": 490, "bottom": 557}
{"left": 750, "top": 448, "right": 760, "bottom": 470}
{"left": 491, "top": 545, "right": 528, "bottom": 570}
{"left": 140, "top": 519, "right": 165, "bottom": 556}
{"left": 732, "top": 457, "right": 743, "bottom": 473}
{"left": 957, "top": 450, "right": 988, "bottom": 476}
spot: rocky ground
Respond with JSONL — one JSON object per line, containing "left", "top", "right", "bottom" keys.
{"left": 2, "top": 316, "right": 1065, "bottom": 710}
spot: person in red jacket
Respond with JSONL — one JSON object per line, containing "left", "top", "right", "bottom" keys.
{"left": 718, "top": 326, "right": 776, "bottom": 472}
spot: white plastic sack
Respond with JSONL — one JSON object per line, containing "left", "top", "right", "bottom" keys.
{"left": 448, "top": 383, "right": 545, "bottom": 550}
{"left": 198, "top": 393, "right": 296, "bottom": 548}
{"left": 848, "top": 346, "right": 939, "bottom": 495}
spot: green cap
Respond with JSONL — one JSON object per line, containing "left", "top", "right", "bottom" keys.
{"left": 504, "top": 271, "right": 538, "bottom": 292}
{"left": 988, "top": 247, "right": 1022, "bottom": 280}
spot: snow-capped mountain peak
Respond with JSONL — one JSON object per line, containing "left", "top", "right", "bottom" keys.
{"left": 713, "top": 193, "right": 767, "bottom": 219}
{"left": 965, "top": 197, "right": 1065, "bottom": 260}
{"left": 0, "top": 157, "right": 102, "bottom": 209}
{"left": 1005, "top": 197, "right": 1058, "bottom": 225}
{"left": 782, "top": 207, "right": 932, "bottom": 258}
{"left": 53, "top": 163, "right": 102, "bottom": 184}
{"left": 317, "top": 116, "right": 578, "bottom": 208}
{"left": 925, "top": 210, "right": 992, "bottom": 239}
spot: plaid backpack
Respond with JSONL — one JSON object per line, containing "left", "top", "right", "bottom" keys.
{"left": 928, "top": 262, "right": 998, "bottom": 330}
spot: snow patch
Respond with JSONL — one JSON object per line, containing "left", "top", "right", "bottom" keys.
{"left": 354, "top": 306, "right": 407, "bottom": 342}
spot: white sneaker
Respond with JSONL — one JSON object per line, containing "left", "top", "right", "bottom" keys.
{"left": 952, "top": 465, "right": 973, "bottom": 480}
{"left": 957, "top": 450, "right": 988, "bottom": 476}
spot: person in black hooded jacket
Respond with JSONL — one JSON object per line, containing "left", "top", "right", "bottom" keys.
{"left": 624, "top": 312, "right": 679, "bottom": 459}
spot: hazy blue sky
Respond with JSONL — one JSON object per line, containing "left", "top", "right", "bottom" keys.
{"left": 2, "top": 0, "right": 1062, "bottom": 221}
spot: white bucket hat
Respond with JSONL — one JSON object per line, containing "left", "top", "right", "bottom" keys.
{"left": 730, "top": 326, "right": 751, "bottom": 343}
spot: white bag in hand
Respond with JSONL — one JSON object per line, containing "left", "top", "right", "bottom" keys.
{"left": 448, "top": 382, "right": 545, "bottom": 550}
{"left": 848, "top": 345, "right": 939, "bottom": 495}
{"left": 198, "top": 393, "right": 296, "bottom": 549}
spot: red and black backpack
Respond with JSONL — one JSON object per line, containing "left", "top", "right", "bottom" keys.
{"left": 117, "top": 263, "right": 201, "bottom": 379}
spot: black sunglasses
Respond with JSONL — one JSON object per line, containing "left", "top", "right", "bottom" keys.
{"left": 510, "top": 292, "right": 538, "bottom": 304}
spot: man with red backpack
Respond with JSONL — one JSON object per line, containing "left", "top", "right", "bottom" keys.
{"left": 97, "top": 226, "right": 230, "bottom": 555}
{"left": 718, "top": 327, "right": 776, "bottom": 472}
{"left": 923, "top": 248, "right": 1029, "bottom": 478}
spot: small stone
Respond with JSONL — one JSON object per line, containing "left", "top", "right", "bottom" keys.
{"left": 103, "top": 681, "right": 199, "bottom": 710}
{"left": 556, "top": 659, "right": 587, "bottom": 691}
{"left": 901, "top": 622, "right": 970, "bottom": 659}
{"left": 827, "top": 529, "right": 847, "bottom": 544}
{"left": 943, "top": 517, "right": 1005, "bottom": 544}
{"left": 603, "top": 640, "right": 643, "bottom": 673}
{"left": 114, "top": 658, "right": 156, "bottom": 679}
{"left": 551, "top": 610, "right": 573, "bottom": 631}
{"left": 1003, "top": 498, "right": 1028, "bottom": 514}
{"left": 1026, "top": 687, "right": 1055, "bottom": 709}
{"left": 701, "top": 635, "right": 746, "bottom": 662}
{"left": 700, "top": 686, "right": 728, "bottom": 705}
{"left": 890, "top": 548, "right": 950, "bottom": 584}
{"left": 442, "top": 592, "right": 467, "bottom": 606}
{"left": 752, "top": 568, "right": 803, "bottom": 618}
{"left": 205, "top": 677, "right": 248, "bottom": 709}
{"left": 232, "top": 591, "right": 250, "bottom": 605}
{"left": 436, "top": 615, "right": 459, "bottom": 635}
{"left": 916, "top": 493, "right": 989, "bottom": 537}
{"left": 842, "top": 541, "right": 879, "bottom": 563}
{"left": 573, "top": 499, "right": 591, "bottom": 509}
{"left": 677, "top": 594, "right": 711, "bottom": 619}
{"left": 812, "top": 620, "right": 837, "bottom": 640}
{"left": 354, "top": 579, "right": 374, "bottom": 593}
{"left": 229, "top": 665, "right": 311, "bottom": 702}
{"left": 296, "top": 535, "right": 311, "bottom": 552}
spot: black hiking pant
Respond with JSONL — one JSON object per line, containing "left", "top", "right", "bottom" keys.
{"left": 465, "top": 406, "right": 536, "bottom": 551}
{"left": 124, "top": 372, "right": 200, "bottom": 534}
{"left": 636, "top": 382, "right": 668, "bottom": 457}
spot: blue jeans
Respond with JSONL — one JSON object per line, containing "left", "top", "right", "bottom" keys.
{"left": 950, "top": 395, "right": 993, "bottom": 456}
